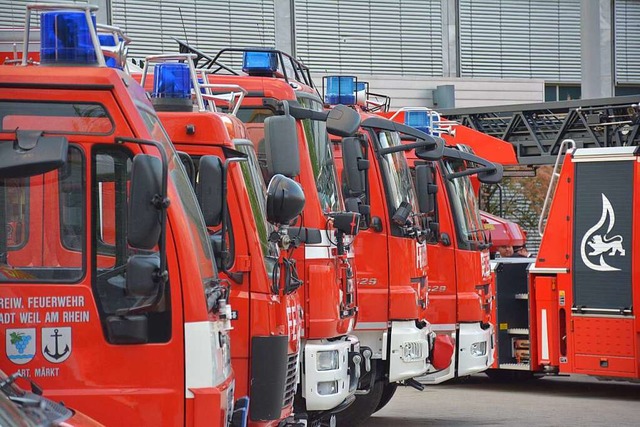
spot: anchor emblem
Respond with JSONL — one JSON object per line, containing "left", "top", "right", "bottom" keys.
{"left": 41, "top": 327, "right": 71, "bottom": 363}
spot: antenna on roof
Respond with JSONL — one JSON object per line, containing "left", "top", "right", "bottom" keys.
{"left": 179, "top": 7, "right": 189, "bottom": 45}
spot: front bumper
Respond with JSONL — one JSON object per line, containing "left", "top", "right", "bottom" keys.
{"left": 457, "top": 322, "right": 494, "bottom": 377}
{"left": 386, "top": 320, "right": 431, "bottom": 383}
{"left": 302, "top": 335, "right": 360, "bottom": 411}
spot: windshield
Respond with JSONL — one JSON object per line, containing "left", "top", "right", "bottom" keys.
{"left": 235, "top": 142, "right": 279, "bottom": 278}
{"left": 442, "top": 158, "right": 485, "bottom": 245}
{"left": 377, "top": 131, "right": 420, "bottom": 217}
{"left": 297, "top": 97, "right": 342, "bottom": 213}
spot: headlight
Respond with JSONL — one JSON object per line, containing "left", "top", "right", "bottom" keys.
{"left": 317, "top": 380, "right": 339, "bottom": 396}
{"left": 470, "top": 341, "right": 487, "bottom": 357}
{"left": 402, "top": 341, "right": 424, "bottom": 361}
{"left": 316, "top": 350, "right": 340, "bottom": 371}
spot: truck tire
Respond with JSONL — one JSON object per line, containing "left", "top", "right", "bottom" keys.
{"left": 373, "top": 382, "right": 398, "bottom": 413}
{"left": 335, "top": 380, "right": 384, "bottom": 427}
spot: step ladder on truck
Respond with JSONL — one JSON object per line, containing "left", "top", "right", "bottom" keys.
{"left": 0, "top": 4, "right": 247, "bottom": 426}
{"left": 138, "top": 53, "right": 309, "bottom": 426}
{"left": 318, "top": 77, "right": 455, "bottom": 425}
{"left": 440, "top": 96, "right": 640, "bottom": 381}
{"left": 174, "top": 40, "right": 365, "bottom": 425}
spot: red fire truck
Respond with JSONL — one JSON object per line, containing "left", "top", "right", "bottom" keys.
{"left": 175, "top": 41, "right": 364, "bottom": 424}
{"left": 0, "top": 4, "right": 245, "bottom": 426}
{"left": 377, "top": 107, "right": 504, "bottom": 383}
{"left": 139, "top": 53, "right": 307, "bottom": 426}
{"left": 316, "top": 78, "right": 454, "bottom": 425}
{"left": 441, "top": 96, "right": 640, "bottom": 381}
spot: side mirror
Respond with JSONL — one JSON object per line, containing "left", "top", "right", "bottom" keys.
{"left": 266, "top": 174, "right": 305, "bottom": 225}
{"left": 326, "top": 104, "right": 361, "bottom": 137}
{"left": 128, "top": 154, "right": 162, "bottom": 249}
{"left": 331, "top": 212, "right": 361, "bottom": 236}
{"left": 415, "top": 165, "right": 438, "bottom": 214}
{"left": 415, "top": 136, "right": 445, "bottom": 161}
{"left": 264, "top": 114, "right": 300, "bottom": 177}
{"left": 196, "top": 155, "right": 224, "bottom": 227}
{"left": 0, "top": 131, "right": 68, "bottom": 178}
{"left": 391, "top": 201, "right": 412, "bottom": 226}
{"left": 478, "top": 163, "right": 504, "bottom": 184}
{"left": 341, "top": 137, "right": 368, "bottom": 196}
{"left": 126, "top": 254, "right": 161, "bottom": 297}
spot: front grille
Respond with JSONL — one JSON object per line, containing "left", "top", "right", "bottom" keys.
{"left": 282, "top": 352, "right": 298, "bottom": 408}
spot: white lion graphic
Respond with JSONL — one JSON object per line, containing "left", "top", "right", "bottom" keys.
{"left": 587, "top": 235, "right": 625, "bottom": 257}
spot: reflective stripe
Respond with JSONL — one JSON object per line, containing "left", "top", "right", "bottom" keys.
{"left": 529, "top": 264, "right": 568, "bottom": 274}
{"left": 305, "top": 245, "right": 332, "bottom": 260}
{"left": 184, "top": 321, "right": 227, "bottom": 398}
{"left": 541, "top": 309, "right": 549, "bottom": 361}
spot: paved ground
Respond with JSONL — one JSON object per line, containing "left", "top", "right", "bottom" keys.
{"left": 369, "top": 374, "right": 640, "bottom": 426}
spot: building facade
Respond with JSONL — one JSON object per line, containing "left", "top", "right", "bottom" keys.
{"left": 1, "top": 0, "right": 638, "bottom": 107}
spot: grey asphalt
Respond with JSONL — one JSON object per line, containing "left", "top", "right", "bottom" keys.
{"left": 368, "top": 374, "right": 640, "bottom": 426}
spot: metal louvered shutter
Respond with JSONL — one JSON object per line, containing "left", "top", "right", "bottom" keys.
{"left": 111, "top": 0, "right": 275, "bottom": 63}
{"left": 0, "top": 0, "right": 103, "bottom": 29}
{"left": 295, "top": 0, "right": 443, "bottom": 76}
{"left": 615, "top": 0, "right": 640, "bottom": 84}
{"left": 459, "top": 0, "right": 581, "bottom": 82}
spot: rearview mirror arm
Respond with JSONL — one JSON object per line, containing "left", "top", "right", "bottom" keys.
{"left": 378, "top": 140, "right": 436, "bottom": 156}
{"left": 446, "top": 165, "right": 495, "bottom": 180}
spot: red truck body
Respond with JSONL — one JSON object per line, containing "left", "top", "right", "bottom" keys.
{"left": 0, "top": 5, "right": 239, "bottom": 426}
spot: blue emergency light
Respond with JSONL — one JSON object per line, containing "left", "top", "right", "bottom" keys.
{"left": 405, "top": 111, "right": 433, "bottom": 135}
{"left": 325, "top": 76, "right": 356, "bottom": 105}
{"left": 242, "top": 51, "right": 278, "bottom": 75}
{"left": 152, "top": 63, "right": 191, "bottom": 99}
{"left": 98, "top": 33, "right": 118, "bottom": 68}
{"left": 40, "top": 11, "right": 97, "bottom": 65}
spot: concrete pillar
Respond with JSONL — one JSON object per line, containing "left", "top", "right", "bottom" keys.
{"left": 274, "top": 0, "right": 296, "bottom": 55}
{"left": 441, "top": 0, "right": 458, "bottom": 77}
{"left": 581, "top": 0, "right": 614, "bottom": 98}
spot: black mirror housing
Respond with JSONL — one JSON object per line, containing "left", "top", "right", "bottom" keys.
{"left": 264, "top": 115, "right": 300, "bottom": 177}
{"left": 126, "top": 254, "right": 161, "bottom": 297}
{"left": 266, "top": 174, "right": 305, "bottom": 225}
{"left": 128, "top": 154, "right": 163, "bottom": 249}
{"left": 326, "top": 104, "right": 361, "bottom": 137}
{"left": 478, "top": 162, "right": 504, "bottom": 184}
{"left": 415, "top": 137, "right": 445, "bottom": 161}
{"left": 0, "top": 131, "right": 68, "bottom": 179}
{"left": 332, "top": 212, "right": 361, "bottom": 236}
{"left": 392, "top": 201, "right": 412, "bottom": 226}
{"left": 196, "top": 155, "right": 224, "bottom": 227}
{"left": 415, "top": 165, "right": 437, "bottom": 214}
{"left": 341, "top": 137, "right": 367, "bottom": 196}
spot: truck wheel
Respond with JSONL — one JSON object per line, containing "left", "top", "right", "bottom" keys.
{"left": 373, "top": 382, "right": 398, "bottom": 413}
{"left": 335, "top": 380, "right": 384, "bottom": 427}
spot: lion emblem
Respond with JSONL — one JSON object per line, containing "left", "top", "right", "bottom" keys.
{"left": 587, "top": 235, "right": 625, "bottom": 257}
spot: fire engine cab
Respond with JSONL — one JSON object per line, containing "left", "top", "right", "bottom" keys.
{"left": 0, "top": 4, "right": 244, "bottom": 426}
